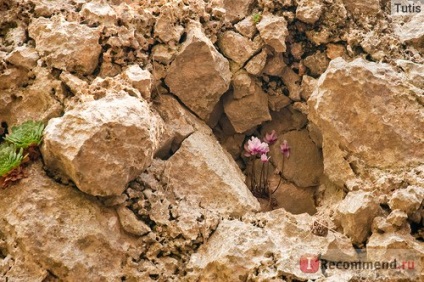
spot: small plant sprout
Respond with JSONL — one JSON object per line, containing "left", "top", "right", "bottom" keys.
{"left": 5, "top": 120, "right": 45, "bottom": 159}
{"left": 0, "top": 144, "right": 25, "bottom": 188}
{"left": 251, "top": 12, "right": 262, "bottom": 24}
{"left": 243, "top": 132, "right": 291, "bottom": 208}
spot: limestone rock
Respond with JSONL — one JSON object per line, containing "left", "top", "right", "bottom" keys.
{"left": 257, "top": 15, "right": 289, "bottom": 53}
{"left": 262, "top": 53, "right": 286, "bottom": 76}
{"left": 386, "top": 209, "right": 408, "bottom": 228}
{"left": 223, "top": 0, "right": 255, "bottom": 22}
{"left": 41, "top": 94, "right": 164, "bottom": 196}
{"left": 154, "top": 6, "right": 184, "bottom": 43}
{"left": 303, "top": 51, "right": 329, "bottom": 76}
{"left": 272, "top": 183, "right": 317, "bottom": 215}
{"left": 117, "top": 206, "right": 151, "bottom": 236}
{"left": 122, "top": 65, "right": 152, "bottom": 100}
{"left": 342, "top": 0, "right": 380, "bottom": 17}
{"left": 59, "top": 71, "right": 89, "bottom": 96}
{"left": 261, "top": 107, "right": 308, "bottom": 136}
{"left": 234, "top": 16, "right": 257, "bottom": 39}
{"left": 0, "top": 163, "right": 137, "bottom": 281}
{"left": 270, "top": 130, "right": 323, "bottom": 187}
{"left": 300, "top": 75, "right": 317, "bottom": 101}
{"left": 151, "top": 44, "right": 176, "bottom": 64}
{"left": 0, "top": 67, "right": 63, "bottom": 126}
{"left": 394, "top": 13, "right": 424, "bottom": 52}
{"left": 389, "top": 186, "right": 424, "bottom": 215}
{"left": 336, "top": 191, "right": 380, "bottom": 244}
{"left": 224, "top": 71, "right": 271, "bottom": 133}
{"left": 281, "top": 66, "right": 301, "bottom": 101}
{"left": 308, "top": 58, "right": 424, "bottom": 189}
{"left": 28, "top": 15, "right": 101, "bottom": 75}
{"left": 397, "top": 59, "right": 424, "bottom": 89}
{"left": 5, "top": 45, "right": 39, "bottom": 70}
{"left": 245, "top": 49, "right": 267, "bottom": 75}
{"left": 218, "top": 31, "right": 261, "bottom": 65}
{"left": 165, "top": 22, "right": 232, "bottom": 121}
{"left": 164, "top": 131, "right": 260, "bottom": 217}
{"left": 80, "top": 1, "right": 117, "bottom": 25}
{"left": 296, "top": 0, "right": 323, "bottom": 24}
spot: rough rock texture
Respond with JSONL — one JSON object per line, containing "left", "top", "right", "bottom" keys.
{"left": 218, "top": 31, "right": 261, "bottom": 65}
{"left": 296, "top": 0, "right": 323, "bottom": 24}
{"left": 164, "top": 131, "right": 260, "bottom": 216}
{"left": 0, "top": 163, "right": 138, "bottom": 281}
{"left": 309, "top": 58, "right": 424, "bottom": 191}
{"left": 223, "top": 0, "right": 255, "bottom": 22}
{"left": 28, "top": 15, "right": 101, "bottom": 74}
{"left": 336, "top": 191, "right": 381, "bottom": 245}
{"left": 42, "top": 94, "right": 164, "bottom": 196}
{"left": 256, "top": 14, "right": 289, "bottom": 53}
{"left": 273, "top": 183, "right": 317, "bottom": 215}
{"left": 122, "top": 65, "right": 152, "bottom": 100}
{"left": 389, "top": 186, "right": 424, "bottom": 215}
{"left": 165, "top": 22, "right": 232, "bottom": 121}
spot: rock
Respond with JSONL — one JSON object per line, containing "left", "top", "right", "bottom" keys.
{"left": 151, "top": 44, "right": 176, "bottom": 64}
{"left": 188, "top": 209, "right": 356, "bottom": 281}
{"left": 165, "top": 22, "right": 232, "bottom": 121}
{"left": 59, "top": 71, "right": 89, "bottom": 96}
{"left": 386, "top": 210, "right": 408, "bottom": 228}
{"left": 5, "top": 45, "right": 39, "bottom": 70}
{"left": 245, "top": 49, "right": 267, "bottom": 75}
{"left": 394, "top": 13, "right": 424, "bottom": 52}
{"left": 218, "top": 31, "right": 261, "bottom": 65}
{"left": 80, "top": 1, "right": 117, "bottom": 25}
{"left": 223, "top": 0, "right": 255, "bottom": 22}
{"left": 326, "top": 43, "right": 347, "bottom": 60}
{"left": 0, "top": 67, "right": 29, "bottom": 90}
{"left": 234, "top": 16, "right": 257, "bottom": 39}
{"left": 303, "top": 51, "right": 330, "bottom": 76}
{"left": 296, "top": 0, "right": 323, "bottom": 24}
{"left": 272, "top": 183, "right": 317, "bottom": 215}
{"left": 389, "top": 186, "right": 424, "bottom": 215}
{"left": 0, "top": 67, "right": 63, "bottom": 126}
{"left": 268, "top": 91, "right": 291, "bottom": 111}
{"left": 28, "top": 15, "right": 101, "bottom": 75}
{"left": 300, "top": 75, "right": 317, "bottom": 101}
{"left": 164, "top": 131, "right": 260, "bottom": 217}
{"left": 342, "top": 0, "right": 380, "bottom": 18}
{"left": 116, "top": 206, "right": 151, "bottom": 236}
{"left": 224, "top": 71, "right": 271, "bottom": 133}
{"left": 41, "top": 94, "right": 164, "bottom": 197}
{"left": 308, "top": 58, "right": 424, "bottom": 189}
{"left": 122, "top": 65, "right": 152, "bottom": 100}
{"left": 257, "top": 14, "right": 289, "bottom": 53}
{"left": 262, "top": 53, "right": 286, "bottom": 76}
{"left": 307, "top": 122, "right": 323, "bottom": 148}
{"left": 281, "top": 66, "right": 301, "bottom": 101}
{"left": 336, "top": 191, "right": 380, "bottom": 245}
{"left": 397, "top": 59, "right": 424, "bottom": 89}
{"left": 269, "top": 130, "right": 323, "bottom": 187}
{"left": 154, "top": 6, "right": 184, "bottom": 43}
{"left": 0, "top": 162, "right": 138, "bottom": 281}
{"left": 261, "top": 107, "right": 308, "bottom": 136}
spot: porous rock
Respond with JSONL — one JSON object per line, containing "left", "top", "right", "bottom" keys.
{"left": 223, "top": 0, "right": 255, "bottom": 22}
{"left": 218, "top": 30, "right": 260, "bottom": 65}
{"left": 0, "top": 163, "right": 138, "bottom": 281}
{"left": 335, "top": 191, "right": 380, "bottom": 245}
{"left": 296, "top": 0, "right": 323, "bottom": 24}
{"left": 256, "top": 14, "right": 289, "bottom": 53}
{"left": 5, "top": 45, "right": 39, "bottom": 70}
{"left": 28, "top": 15, "right": 101, "bottom": 74}
{"left": 41, "top": 94, "right": 164, "bottom": 196}
{"left": 122, "top": 65, "right": 152, "bottom": 100}
{"left": 164, "top": 131, "right": 260, "bottom": 217}
{"left": 165, "top": 22, "right": 232, "bottom": 121}
{"left": 388, "top": 186, "right": 424, "bottom": 215}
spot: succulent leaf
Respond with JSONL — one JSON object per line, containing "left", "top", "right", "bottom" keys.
{"left": 0, "top": 144, "right": 24, "bottom": 177}
{"left": 5, "top": 120, "right": 45, "bottom": 149}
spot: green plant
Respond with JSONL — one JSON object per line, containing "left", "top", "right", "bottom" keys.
{"left": 5, "top": 120, "right": 45, "bottom": 149}
{"left": 252, "top": 12, "right": 262, "bottom": 24}
{"left": 0, "top": 144, "right": 24, "bottom": 178}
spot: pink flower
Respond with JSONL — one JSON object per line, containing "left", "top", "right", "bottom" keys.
{"left": 260, "top": 154, "right": 270, "bottom": 163}
{"left": 244, "top": 136, "right": 269, "bottom": 157}
{"left": 264, "top": 130, "right": 277, "bottom": 144}
{"left": 280, "top": 140, "right": 290, "bottom": 158}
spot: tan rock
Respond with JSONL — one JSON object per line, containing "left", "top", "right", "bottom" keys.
{"left": 336, "top": 191, "right": 380, "bottom": 245}
{"left": 28, "top": 15, "right": 101, "bottom": 75}
{"left": 386, "top": 209, "right": 408, "bottom": 228}
{"left": 0, "top": 67, "right": 29, "bottom": 90}
{"left": 326, "top": 43, "right": 347, "bottom": 60}
{"left": 273, "top": 183, "right": 317, "bottom": 215}
{"left": 394, "top": 13, "right": 424, "bottom": 52}
{"left": 165, "top": 22, "right": 231, "bottom": 121}
{"left": 116, "top": 206, "right": 151, "bottom": 236}
{"left": 5, "top": 45, "right": 39, "bottom": 70}
{"left": 154, "top": 6, "right": 184, "bottom": 43}
{"left": 262, "top": 52, "right": 286, "bottom": 76}
{"left": 342, "top": 0, "right": 380, "bottom": 17}
{"left": 234, "top": 16, "right": 258, "bottom": 39}
{"left": 224, "top": 72, "right": 271, "bottom": 133}
{"left": 151, "top": 44, "right": 176, "bottom": 64}
{"left": 261, "top": 107, "right": 308, "bottom": 135}
{"left": 268, "top": 91, "right": 291, "bottom": 111}
{"left": 122, "top": 65, "right": 152, "bottom": 100}
{"left": 245, "top": 49, "right": 267, "bottom": 75}
{"left": 0, "top": 67, "right": 63, "bottom": 126}
{"left": 389, "top": 186, "right": 424, "bottom": 215}
{"left": 303, "top": 51, "right": 330, "bottom": 76}
{"left": 164, "top": 131, "right": 260, "bottom": 217}
{"left": 281, "top": 66, "right": 301, "bottom": 101}
{"left": 80, "top": 1, "right": 117, "bottom": 25}
{"left": 41, "top": 94, "right": 164, "bottom": 196}
{"left": 296, "top": 0, "right": 323, "bottom": 24}
{"left": 218, "top": 31, "right": 261, "bottom": 65}
{"left": 397, "top": 59, "right": 424, "bottom": 89}
{"left": 300, "top": 75, "right": 317, "bottom": 101}
{"left": 223, "top": 0, "right": 255, "bottom": 22}
{"left": 0, "top": 163, "right": 138, "bottom": 281}
{"left": 257, "top": 14, "right": 289, "bottom": 53}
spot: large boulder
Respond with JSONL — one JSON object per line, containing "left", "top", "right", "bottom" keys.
{"left": 28, "top": 15, "right": 101, "bottom": 74}
{"left": 41, "top": 94, "right": 164, "bottom": 196}
{"left": 165, "top": 22, "right": 232, "bottom": 121}
{"left": 164, "top": 131, "right": 260, "bottom": 217}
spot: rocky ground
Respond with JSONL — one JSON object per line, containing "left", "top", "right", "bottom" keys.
{"left": 0, "top": 0, "right": 423, "bottom": 281}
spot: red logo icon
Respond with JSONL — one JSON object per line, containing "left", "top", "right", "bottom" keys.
{"left": 300, "top": 254, "right": 320, "bottom": 273}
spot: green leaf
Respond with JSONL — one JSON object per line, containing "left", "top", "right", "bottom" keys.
{"left": 5, "top": 120, "right": 45, "bottom": 149}
{"left": 0, "top": 144, "right": 23, "bottom": 177}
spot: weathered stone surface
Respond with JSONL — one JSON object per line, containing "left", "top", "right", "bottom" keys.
{"left": 303, "top": 50, "right": 330, "bottom": 76}
{"left": 234, "top": 16, "right": 257, "bottom": 39}
{"left": 0, "top": 67, "right": 63, "bottom": 125}
{"left": 262, "top": 53, "right": 286, "bottom": 76}
{"left": 245, "top": 49, "right": 267, "bottom": 75}
{"left": 223, "top": 0, "right": 255, "bottom": 22}
{"left": 59, "top": 71, "right": 89, "bottom": 96}
{"left": 257, "top": 14, "right": 288, "bottom": 53}
{"left": 188, "top": 209, "right": 356, "bottom": 281}
{"left": 394, "top": 13, "right": 424, "bottom": 52}
{"left": 342, "top": 0, "right": 380, "bottom": 17}
{"left": 269, "top": 130, "right": 323, "bottom": 187}
{"left": 296, "top": 0, "right": 323, "bottom": 24}
{"left": 336, "top": 191, "right": 380, "bottom": 245}
{"left": 224, "top": 71, "right": 271, "bottom": 133}
{"left": 41, "top": 94, "right": 164, "bottom": 196}
{"left": 165, "top": 22, "right": 232, "bottom": 121}
{"left": 218, "top": 31, "right": 261, "bottom": 65}
{"left": 28, "top": 15, "right": 101, "bottom": 75}
{"left": 386, "top": 209, "right": 408, "bottom": 228}
{"left": 308, "top": 58, "right": 424, "bottom": 190}
{"left": 389, "top": 186, "right": 424, "bottom": 215}
{"left": 272, "top": 182, "right": 317, "bottom": 215}
{"left": 154, "top": 6, "right": 184, "bottom": 43}
{"left": 5, "top": 45, "right": 39, "bottom": 70}
{"left": 281, "top": 65, "right": 301, "bottom": 101}
{"left": 0, "top": 163, "right": 137, "bottom": 281}
{"left": 122, "top": 65, "right": 152, "bottom": 100}
{"left": 117, "top": 206, "right": 151, "bottom": 236}
{"left": 397, "top": 59, "right": 424, "bottom": 89}
{"left": 261, "top": 107, "right": 308, "bottom": 136}
{"left": 80, "top": 1, "right": 117, "bottom": 25}
{"left": 151, "top": 44, "right": 176, "bottom": 64}
{"left": 300, "top": 75, "right": 317, "bottom": 101}
{"left": 164, "top": 131, "right": 260, "bottom": 216}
